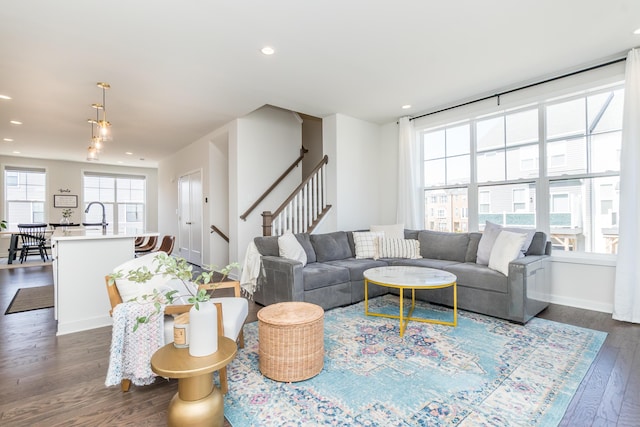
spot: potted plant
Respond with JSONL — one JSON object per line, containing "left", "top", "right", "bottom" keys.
{"left": 0, "top": 220, "right": 6, "bottom": 230}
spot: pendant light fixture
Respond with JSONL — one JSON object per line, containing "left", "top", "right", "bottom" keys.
{"left": 84, "top": 81, "right": 111, "bottom": 161}
{"left": 96, "top": 82, "right": 112, "bottom": 142}
{"left": 86, "top": 119, "right": 100, "bottom": 161}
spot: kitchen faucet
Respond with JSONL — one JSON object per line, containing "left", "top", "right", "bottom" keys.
{"left": 85, "top": 201, "right": 107, "bottom": 232}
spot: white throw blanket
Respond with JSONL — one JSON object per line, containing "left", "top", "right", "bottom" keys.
{"left": 240, "top": 241, "right": 262, "bottom": 296}
{"left": 105, "top": 302, "right": 165, "bottom": 387}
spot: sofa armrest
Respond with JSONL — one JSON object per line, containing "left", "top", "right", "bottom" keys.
{"left": 254, "top": 255, "right": 305, "bottom": 306}
{"left": 507, "top": 255, "right": 551, "bottom": 323}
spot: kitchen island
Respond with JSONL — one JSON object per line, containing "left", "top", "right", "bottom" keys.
{"left": 51, "top": 228, "right": 157, "bottom": 335}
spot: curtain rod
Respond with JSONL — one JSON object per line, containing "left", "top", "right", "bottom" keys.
{"left": 409, "top": 56, "right": 627, "bottom": 121}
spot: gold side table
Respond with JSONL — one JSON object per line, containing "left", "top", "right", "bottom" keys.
{"left": 151, "top": 337, "right": 237, "bottom": 427}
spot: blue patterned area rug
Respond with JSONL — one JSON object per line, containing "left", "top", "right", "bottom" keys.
{"left": 224, "top": 295, "right": 606, "bottom": 426}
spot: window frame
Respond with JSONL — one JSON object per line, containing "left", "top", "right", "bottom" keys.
{"left": 417, "top": 78, "right": 624, "bottom": 256}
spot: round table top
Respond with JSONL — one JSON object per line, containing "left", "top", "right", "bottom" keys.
{"left": 150, "top": 336, "right": 237, "bottom": 378}
{"left": 364, "top": 266, "right": 456, "bottom": 289}
{"left": 257, "top": 301, "right": 324, "bottom": 326}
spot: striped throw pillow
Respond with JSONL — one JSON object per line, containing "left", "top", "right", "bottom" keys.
{"left": 378, "top": 238, "right": 421, "bottom": 259}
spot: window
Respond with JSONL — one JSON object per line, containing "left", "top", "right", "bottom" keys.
{"left": 424, "top": 188, "right": 468, "bottom": 233}
{"left": 423, "top": 124, "right": 470, "bottom": 187}
{"left": 479, "top": 191, "right": 490, "bottom": 214}
{"left": 513, "top": 188, "right": 527, "bottom": 212}
{"left": 83, "top": 173, "right": 146, "bottom": 234}
{"left": 419, "top": 78, "right": 623, "bottom": 254}
{"left": 4, "top": 167, "right": 46, "bottom": 227}
{"left": 478, "top": 183, "right": 536, "bottom": 229}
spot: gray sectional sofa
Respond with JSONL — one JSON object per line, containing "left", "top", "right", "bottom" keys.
{"left": 253, "top": 229, "right": 552, "bottom": 324}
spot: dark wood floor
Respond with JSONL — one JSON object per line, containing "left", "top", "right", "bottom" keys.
{"left": 1, "top": 265, "right": 639, "bottom": 426}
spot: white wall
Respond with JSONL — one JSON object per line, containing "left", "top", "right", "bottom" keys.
{"left": 318, "top": 114, "right": 385, "bottom": 232}
{"left": 0, "top": 155, "right": 157, "bottom": 252}
{"left": 210, "top": 131, "right": 230, "bottom": 268}
{"left": 229, "top": 105, "right": 303, "bottom": 264}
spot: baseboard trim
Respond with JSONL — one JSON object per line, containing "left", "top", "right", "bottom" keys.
{"left": 548, "top": 294, "right": 613, "bottom": 314}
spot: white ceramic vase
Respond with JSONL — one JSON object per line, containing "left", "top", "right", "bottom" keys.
{"left": 188, "top": 300, "right": 218, "bottom": 357}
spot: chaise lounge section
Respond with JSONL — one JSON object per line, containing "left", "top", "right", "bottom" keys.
{"left": 253, "top": 227, "right": 551, "bottom": 324}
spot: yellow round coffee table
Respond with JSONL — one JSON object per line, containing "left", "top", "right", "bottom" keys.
{"left": 364, "top": 266, "right": 457, "bottom": 336}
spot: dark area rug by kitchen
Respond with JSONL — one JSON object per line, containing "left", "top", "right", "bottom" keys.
{"left": 5, "top": 285, "right": 54, "bottom": 314}
{"left": 224, "top": 294, "right": 607, "bottom": 426}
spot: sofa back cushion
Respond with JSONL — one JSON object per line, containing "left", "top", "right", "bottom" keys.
{"left": 465, "top": 232, "right": 482, "bottom": 262}
{"left": 418, "top": 230, "right": 469, "bottom": 262}
{"left": 311, "top": 231, "right": 353, "bottom": 262}
{"left": 296, "top": 233, "right": 317, "bottom": 263}
{"left": 525, "top": 231, "right": 548, "bottom": 256}
{"left": 254, "top": 236, "right": 279, "bottom": 256}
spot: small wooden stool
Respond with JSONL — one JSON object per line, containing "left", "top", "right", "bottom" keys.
{"left": 257, "top": 301, "right": 324, "bottom": 382}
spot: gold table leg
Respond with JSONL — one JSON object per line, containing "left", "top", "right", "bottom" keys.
{"left": 167, "top": 373, "right": 224, "bottom": 427}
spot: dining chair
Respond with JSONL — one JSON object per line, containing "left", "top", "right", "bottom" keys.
{"left": 134, "top": 235, "right": 158, "bottom": 254}
{"left": 152, "top": 235, "right": 175, "bottom": 255}
{"left": 17, "top": 223, "right": 49, "bottom": 263}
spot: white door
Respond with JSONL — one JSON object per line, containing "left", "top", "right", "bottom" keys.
{"left": 178, "top": 170, "right": 203, "bottom": 265}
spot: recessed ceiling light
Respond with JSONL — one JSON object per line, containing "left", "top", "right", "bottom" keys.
{"left": 261, "top": 46, "right": 275, "bottom": 55}
{"left": 125, "top": 151, "right": 133, "bottom": 155}
{"left": 117, "top": 161, "right": 124, "bottom": 164}
{"left": 0, "top": 94, "right": 11, "bottom": 100}
{"left": 12, "top": 151, "right": 20, "bottom": 154}
{"left": 3, "top": 138, "right": 14, "bottom": 142}
{"left": 634, "top": 28, "right": 640, "bottom": 35}
{"left": 10, "top": 120, "right": 22, "bottom": 125}
{"left": 402, "top": 105, "right": 412, "bottom": 109}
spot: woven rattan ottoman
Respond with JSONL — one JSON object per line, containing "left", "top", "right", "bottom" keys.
{"left": 257, "top": 301, "right": 324, "bottom": 382}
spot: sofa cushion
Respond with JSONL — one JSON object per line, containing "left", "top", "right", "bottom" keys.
{"left": 444, "top": 262, "right": 508, "bottom": 293}
{"left": 295, "top": 232, "right": 316, "bottom": 263}
{"left": 404, "top": 229, "right": 420, "bottom": 240}
{"left": 278, "top": 231, "right": 307, "bottom": 266}
{"left": 311, "top": 231, "right": 353, "bottom": 262}
{"left": 418, "top": 230, "right": 469, "bottom": 262}
{"left": 386, "top": 258, "right": 460, "bottom": 270}
{"left": 325, "top": 258, "right": 388, "bottom": 281}
{"left": 526, "top": 231, "right": 547, "bottom": 256}
{"left": 254, "top": 235, "right": 279, "bottom": 256}
{"left": 465, "top": 232, "right": 482, "bottom": 263}
{"left": 302, "top": 262, "right": 350, "bottom": 291}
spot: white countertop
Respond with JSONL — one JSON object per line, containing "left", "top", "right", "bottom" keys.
{"left": 51, "top": 228, "right": 158, "bottom": 241}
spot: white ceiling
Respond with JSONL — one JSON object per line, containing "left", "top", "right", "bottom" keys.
{"left": 1, "top": 1, "right": 639, "bottom": 167}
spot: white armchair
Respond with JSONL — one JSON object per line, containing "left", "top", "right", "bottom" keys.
{"left": 106, "top": 251, "right": 248, "bottom": 393}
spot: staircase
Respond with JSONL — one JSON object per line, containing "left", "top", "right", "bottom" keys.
{"left": 262, "top": 155, "right": 331, "bottom": 236}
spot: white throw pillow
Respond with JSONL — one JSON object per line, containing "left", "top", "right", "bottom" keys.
{"left": 477, "top": 221, "right": 536, "bottom": 264}
{"left": 476, "top": 221, "right": 503, "bottom": 265}
{"left": 378, "top": 237, "right": 421, "bottom": 259}
{"left": 353, "top": 231, "right": 384, "bottom": 259}
{"left": 113, "top": 251, "right": 178, "bottom": 302}
{"left": 278, "top": 231, "right": 307, "bottom": 266}
{"left": 488, "top": 230, "right": 528, "bottom": 276}
{"left": 370, "top": 223, "right": 404, "bottom": 240}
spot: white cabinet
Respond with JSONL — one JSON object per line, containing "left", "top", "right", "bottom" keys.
{"left": 51, "top": 229, "right": 144, "bottom": 335}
